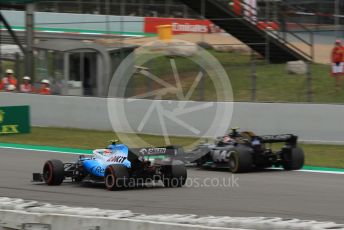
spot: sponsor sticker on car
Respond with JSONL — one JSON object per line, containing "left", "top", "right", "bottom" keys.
{"left": 139, "top": 148, "right": 167, "bottom": 155}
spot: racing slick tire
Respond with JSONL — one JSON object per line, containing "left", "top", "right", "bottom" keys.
{"left": 104, "top": 165, "right": 129, "bottom": 191}
{"left": 162, "top": 160, "right": 187, "bottom": 188}
{"left": 282, "top": 147, "right": 304, "bottom": 170}
{"left": 43, "top": 159, "right": 64, "bottom": 185}
{"left": 229, "top": 147, "right": 253, "bottom": 173}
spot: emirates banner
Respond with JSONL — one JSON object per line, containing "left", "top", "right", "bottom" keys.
{"left": 144, "top": 17, "right": 221, "bottom": 34}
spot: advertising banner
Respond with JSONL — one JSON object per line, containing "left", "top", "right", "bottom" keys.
{"left": 144, "top": 17, "right": 221, "bottom": 34}
{"left": 0, "top": 106, "right": 30, "bottom": 135}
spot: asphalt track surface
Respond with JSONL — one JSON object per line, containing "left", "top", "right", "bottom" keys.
{"left": 0, "top": 148, "right": 343, "bottom": 224}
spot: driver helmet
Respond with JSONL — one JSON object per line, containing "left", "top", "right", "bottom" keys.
{"left": 229, "top": 127, "right": 240, "bottom": 137}
{"left": 107, "top": 144, "right": 116, "bottom": 151}
{"left": 223, "top": 135, "right": 232, "bottom": 143}
{"left": 103, "top": 149, "right": 112, "bottom": 156}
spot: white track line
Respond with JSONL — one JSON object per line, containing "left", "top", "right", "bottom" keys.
{"left": 1, "top": 146, "right": 344, "bottom": 174}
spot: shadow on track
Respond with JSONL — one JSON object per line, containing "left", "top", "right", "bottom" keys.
{"left": 191, "top": 166, "right": 288, "bottom": 174}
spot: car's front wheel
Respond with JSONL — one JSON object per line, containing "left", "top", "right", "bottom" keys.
{"left": 229, "top": 147, "right": 253, "bottom": 173}
{"left": 43, "top": 159, "right": 64, "bottom": 185}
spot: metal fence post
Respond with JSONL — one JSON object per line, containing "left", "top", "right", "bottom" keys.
{"left": 105, "top": 0, "right": 110, "bottom": 36}
{"left": 25, "top": 3, "right": 35, "bottom": 80}
{"left": 183, "top": 5, "right": 188, "bottom": 18}
{"left": 15, "top": 52, "right": 20, "bottom": 81}
{"left": 265, "top": 33, "right": 270, "bottom": 64}
{"left": 78, "top": 0, "right": 82, "bottom": 13}
{"left": 335, "top": 0, "right": 340, "bottom": 38}
{"left": 251, "top": 49, "right": 257, "bottom": 101}
{"left": 310, "top": 31, "right": 314, "bottom": 62}
{"left": 199, "top": 64, "right": 205, "bottom": 101}
{"left": 0, "top": 20, "right": 2, "bottom": 75}
{"left": 165, "top": 0, "right": 171, "bottom": 17}
{"left": 306, "top": 61, "right": 312, "bottom": 102}
{"left": 201, "top": 0, "right": 205, "bottom": 43}
{"left": 145, "top": 64, "right": 152, "bottom": 99}
{"left": 198, "top": 0, "right": 205, "bottom": 101}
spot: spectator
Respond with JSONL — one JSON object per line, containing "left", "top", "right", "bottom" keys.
{"left": 0, "top": 77, "right": 3, "bottom": 91}
{"left": 39, "top": 79, "right": 51, "bottom": 95}
{"left": 331, "top": 39, "right": 344, "bottom": 88}
{"left": 232, "top": 0, "right": 242, "bottom": 15}
{"left": 19, "top": 76, "right": 35, "bottom": 93}
{"left": 129, "top": 11, "right": 137, "bottom": 16}
{"left": 2, "top": 69, "right": 17, "bottom": 92}
{"left": 278, "top": 4, "right": 288, "bottom": 40}
{"left": 207, "top": 24, "right": 212, "bottom": 34}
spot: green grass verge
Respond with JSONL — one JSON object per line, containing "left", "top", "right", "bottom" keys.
{"left": 0, "top": 127, "right": 196, "bottom": 150}
{"left": 0, "top": 127, "right": 343, "bottom": 169}
{"left": 299, "top": 144, "right": 344, "bottom": 168}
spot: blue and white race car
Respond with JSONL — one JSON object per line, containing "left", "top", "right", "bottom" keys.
{"left": 32, "top": 141, "right": 187, "bottom": 190}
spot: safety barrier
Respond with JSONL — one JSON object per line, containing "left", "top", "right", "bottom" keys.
{"left": 1, "top": 92, "right": 344, "bottom": 144}
{"left": 0, "top": 197, "right": 343, "bottom": 230}
{"left": 1, "top": 10, "right": 219, "bottom": 36}
{"left": 0, "top": 10, "right": 144, "bottom": 35}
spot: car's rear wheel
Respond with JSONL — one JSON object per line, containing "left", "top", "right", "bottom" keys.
{"left": 162, "top": 160, "right": 187, "bottom": 188}
{"left": 282, "top": 147, "right": 304, "bottom": 170}
{"left": 43, "top": 159, "right": 64, "bottom": 185}
{"left": 229, "top": 148, "right": 253, "bottom": 173}
{"left": 104, "top": 165, "right": 129, "bottom": 191}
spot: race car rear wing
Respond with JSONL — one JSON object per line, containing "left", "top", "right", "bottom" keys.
{"left": 257, "top": 134, "right": 298, "bottom": 146}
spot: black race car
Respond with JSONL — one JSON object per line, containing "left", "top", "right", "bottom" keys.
{"left": 185, "top": 129, "right": 304, "bottom": 173}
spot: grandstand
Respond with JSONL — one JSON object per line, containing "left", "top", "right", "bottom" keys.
{"left": 1, "top": 0, "right": 324, "bottom": 62}
{"left": 0, "top": 0, "right": 339, "bottom": 100}
{"left": 2, "top": 0, "right": 341, "bottom": 24}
